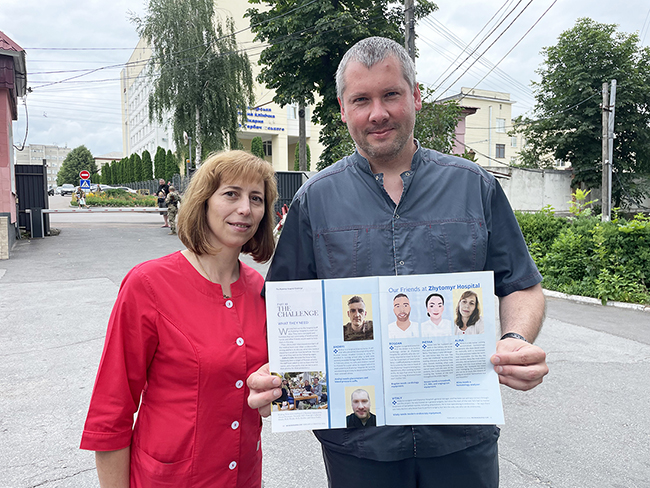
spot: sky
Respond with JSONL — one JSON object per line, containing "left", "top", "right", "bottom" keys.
{"left": 2, "top": 0, "right": 650, "bottom": 158}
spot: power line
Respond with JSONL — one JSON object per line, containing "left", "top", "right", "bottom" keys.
{"left": 420, "top": 17, "right": 534, "bottom": 100}
{"left": 428, "top": 0, "right": 526, "bottom": 96}
{"left": 455, "top": 0, "right": 558, "bottom": 106}
{"left": 417, "top": 15, "right": 536, "bottom": 109}
{"left": 433, "top": 0, "right": 535, "bottom": 101}
{"left": 29, "top": 7, "right": 390, "bottom": 91}
{"left": 13, "top": 98, "right": 28, "bottom": 151}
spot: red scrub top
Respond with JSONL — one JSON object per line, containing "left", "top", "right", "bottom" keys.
{"left": 80, "top": 251, "right": 267, "bottom": 488}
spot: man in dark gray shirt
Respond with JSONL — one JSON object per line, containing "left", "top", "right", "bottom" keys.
{"left": 249, "top": 36, "right": 548, "bottom": 488}
{"left": 346, "top": 389, "right": 377, "bottom": 428}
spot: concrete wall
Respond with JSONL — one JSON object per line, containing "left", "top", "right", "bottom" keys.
{"left": 0, "top": 213, "right": 14, "bottom": 259}
{"left": 489, "top": 167, "right": 573, "bottom": 212}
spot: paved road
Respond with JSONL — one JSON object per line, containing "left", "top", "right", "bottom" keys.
{"left": 0, "top": 201, "right": 648, "bottom": 487}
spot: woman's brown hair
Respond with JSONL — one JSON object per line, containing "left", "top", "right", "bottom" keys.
{"left": 454, "top": 290, "right": 481, "bottom": 329}
{"left": 177, "top": 150, "right": 278, "bottom": 262}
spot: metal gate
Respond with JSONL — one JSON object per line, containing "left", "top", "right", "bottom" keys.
{"left": 275, "top": 171, "right": 308, "bottom": 216}
{"left": 15, "top": 163, "right": 50, "bottom": 237}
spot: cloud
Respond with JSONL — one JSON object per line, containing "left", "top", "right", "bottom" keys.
{"left": 3, "top": 0, "right": 649, "bottom": 157}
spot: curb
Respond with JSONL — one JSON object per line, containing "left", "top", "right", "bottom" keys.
{"left": 542, "top": 288, "right": 650, "bottom": 313}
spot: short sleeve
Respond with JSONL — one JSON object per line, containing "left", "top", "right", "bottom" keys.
{"left": 485, "top": 180, "right": 542, "bottom": 296}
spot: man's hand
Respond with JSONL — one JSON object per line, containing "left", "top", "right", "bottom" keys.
{"left": 247, "top": 363, "right": 282, "bottom": 417}
{"left": 491, "top": 339, "right": 548, "bottom": 391}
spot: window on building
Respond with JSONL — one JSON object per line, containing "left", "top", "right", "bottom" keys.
{"left": 511, "top": 136, "right": 517, "bottom": 147}
{"left": 263, "top": 140, "right": 272, "bottom": 156}
{"left": 496, "top": 118, "right": 506, "bottom": 133}
{"left": 495, "top": 144, "right": 505, "bottom": 159}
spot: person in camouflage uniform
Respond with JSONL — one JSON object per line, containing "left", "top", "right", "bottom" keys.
{"left": 165, "top": 186, "right": 181, "bottom": 235}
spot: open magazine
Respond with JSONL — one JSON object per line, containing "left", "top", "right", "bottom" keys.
{"left": 265, "top": 271, "right": 504, "bottom": 432}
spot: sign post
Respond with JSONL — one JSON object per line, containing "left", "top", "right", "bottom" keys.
{"left": 79, "top": 170, "right": 91, "bottom": 190}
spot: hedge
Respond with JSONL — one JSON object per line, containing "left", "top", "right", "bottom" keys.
{"left": 516, "top": 210, "right": 650, "bottom": 305}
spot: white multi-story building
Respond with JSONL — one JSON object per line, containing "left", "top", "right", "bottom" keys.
{"left": 121, "top": 38, "right": 174, "bottom": 160}
{"left": 120, "top": 3, "right": 324, "bottom": 171}
{"left": 15, "top": 144, "right": 71, "bottom": 188}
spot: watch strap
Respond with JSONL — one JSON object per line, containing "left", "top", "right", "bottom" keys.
{"left": 500, "top": 332, "right": 528, "bottom": 343}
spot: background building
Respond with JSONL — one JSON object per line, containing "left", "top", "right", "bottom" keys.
{"left": 120, "top": 38, "right": 173, "bottom": 160}
{"left": 120, "top": 2, "right": 324, "bottom": 171}
{"left": 439, "top": 87, "right": 523, "bottom": 168}
{"left": 15, "top": 144, "right": 72, "bottom": 189}
{"left": 0, "top": 30, "right": 26, "bottom": 258}
{"left": 94, "top": 151, "right": 123, "bottom": 175}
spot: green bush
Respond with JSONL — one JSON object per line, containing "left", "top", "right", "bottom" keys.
{"left": 518, "top": 206, "right": 650, "bottom": 305}
{"left": 593, "top": 214, "right": 650, "bottom": 304}
{"left": 539, "top": 218, "right": 600, "bottom": 297}
{"left": 74, "top": 190, "right": 157, "bottom": 207}
{"left": 515, "top": 205, "right": 568, "bottom": 262}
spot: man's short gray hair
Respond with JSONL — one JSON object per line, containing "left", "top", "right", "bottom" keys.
{"left": 351, "top": 388, "right": 370, "bottom": 403}
{"left": 336, "top": 37, "right": 416, "bottom": 100}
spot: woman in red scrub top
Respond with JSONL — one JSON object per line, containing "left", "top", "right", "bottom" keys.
{"left": 80, "top": 150, "right": 277, "bottom": 488}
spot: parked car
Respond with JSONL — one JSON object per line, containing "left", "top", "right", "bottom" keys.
{"left": 112, "top": 186, "right": 137, "bottom": 194}
{"left": 59, "top": 184, "right": 76, "bottom": 196}
{"left": 47, "top": 186, "right": 55, "bottom": 196}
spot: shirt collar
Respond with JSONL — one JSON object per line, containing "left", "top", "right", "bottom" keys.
{"left": 352, "top": 139, "right": 423, "bottom": 176}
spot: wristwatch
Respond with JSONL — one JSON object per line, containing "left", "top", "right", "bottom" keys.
{"left": 500, "top": 332, "right": 528, "bottom": 343}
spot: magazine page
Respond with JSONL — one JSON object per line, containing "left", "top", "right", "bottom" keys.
{"left": 266, "top": 280, "right": 329, "bottom": 432}
{"left": 378, "top": 271, "right": 505, "bottom": 425}
{"left": 321, "top": 277, "right": 385, "bottom": 429}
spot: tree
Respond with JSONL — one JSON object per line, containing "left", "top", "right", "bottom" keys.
{"left": 142, "top": 150, "right": 153, "bottom": 180}
{"left": 109, "top": 160, "right": 117, "bottom": 185}
{"left": 165, "top": 150, "right": 177, "bottom": 182}
{"left": 294, "top": 143, "right": 311, "bottom": 171}
{"left": 250, "top": 137, "right": 265, "bottom": 159}
{"left": 134, "top": 0, "right": 254, "bottom": 166}
{"left": 154, "top": 146, "right": 166, "bottom": 180}
{"left": 134, "top": 153, "right": 144, "bottom": 182}
{"left": 56, "top": 146, "right": 97, "bottom": 185}
{"left": 246, "top": 0, "right": 437, "bottom": 170}
{"left": 126, "top": 154, "right": 136, "bottom": 184}
{"left": 114, "top": 159, "right": 125, "bottom": 185}
{"left": 414, "top": 87, "right": 462, "bottom": 155}
{"left": 516, "top": 18, "right": 650, "bottom": 207}
{"left": 101, "top": 163, "right": 113, "bottom": 185}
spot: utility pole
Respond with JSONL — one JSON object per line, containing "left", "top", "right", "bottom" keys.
{"left": 405, "top": 0, "right": 415, "bottom": 63}
{"left": 607, "top": 79, "right": 616, "bottom": 219}
{"left": 298, "top": 104, "right": 307, "bottom": 171}
{"left": 601, "top": 80, "right": 616, "bottom": 222}
{"left": 601, "top": 82, "right": 610, "bottom": 222}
